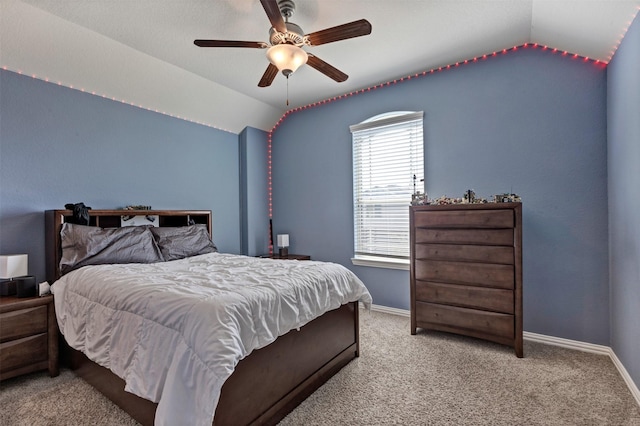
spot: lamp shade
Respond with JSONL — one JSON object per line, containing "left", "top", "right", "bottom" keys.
{"left": 266, "top": 44, "right": 308, "bottom": 75}
{"left": 0, "top": 254, "right": 28, "bottom": 279}
{"left": 277, "top": 234, "right": 290, "bottom": 248}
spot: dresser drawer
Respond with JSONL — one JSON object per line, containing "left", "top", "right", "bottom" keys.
{"left": 416, "top": 302, "right": 514, "bottom": 339}
{"left": 415, "top": 228, "right": 514, "bottom": 246}
{"left": 0, "top": 305, "right": 48, "bottom": 342}
{"left": 414, "top": 243, "right": 514, "bottom": 264}
{"left": 415, "top": 260, "right": 514, "bottom": 289}
{"left": 0, "top": 333, "right": 48, "bottom": 372}
{"left": 415, "top": 281, "right": 514, "bottom": 314}
{"left": 413, "top": 209, "right": 514, "bottom": 228}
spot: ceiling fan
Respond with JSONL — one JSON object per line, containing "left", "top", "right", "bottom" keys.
{"left": 194, "top": 0, "right": 372, "bottom": 88}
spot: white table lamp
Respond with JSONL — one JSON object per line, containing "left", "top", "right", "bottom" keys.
{"left": 0, "top": 254, "right": 28, "bottom": 279}
{"left": 277, "top": 234, "right": 289, "bottom": 257}
{"left": 0, "top": 254, "right": 29, "bottom": 297}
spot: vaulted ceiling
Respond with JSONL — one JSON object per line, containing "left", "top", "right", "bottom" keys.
{"left": 2, "top": 0, "right": 639, "bottom": 133}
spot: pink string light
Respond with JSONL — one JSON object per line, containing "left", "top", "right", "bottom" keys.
{"left": 264, "top": 36, "right": 622, "bottom": 244}
{"left": 0, "top": 68, "right": 232, "bottom": 133}
{"left": 268, "top": 42, "right": 610, "bottom": 135}
{"left": 4, "top": 16, "right": 636, "bottom": 233}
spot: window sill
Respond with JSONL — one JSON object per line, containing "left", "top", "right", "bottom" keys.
{"left": 351, "top": 256, "right": 409, "bottom": 271}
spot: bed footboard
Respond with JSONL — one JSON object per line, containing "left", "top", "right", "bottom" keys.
{"left": 66, "top": 301, "right": 359, "bottom": 426}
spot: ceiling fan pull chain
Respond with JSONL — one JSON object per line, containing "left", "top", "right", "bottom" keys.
{"left": 286, "top": 75, "right": 289, "bottom": 106}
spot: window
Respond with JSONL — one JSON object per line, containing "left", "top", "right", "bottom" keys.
{"left": 350, "top": 111, "right": 424, "bottom": 270}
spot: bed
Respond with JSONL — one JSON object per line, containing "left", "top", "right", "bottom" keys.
{"left": 45, "top": 209, "right": 371, "bottom": 426}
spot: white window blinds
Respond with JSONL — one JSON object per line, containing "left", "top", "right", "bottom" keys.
{"left": 351, "top": 111, "right": 424, "bottom": 262}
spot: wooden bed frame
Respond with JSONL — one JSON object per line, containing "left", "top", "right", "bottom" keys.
{"left": 45, "top": 209, "right": 360, "bottom": 426}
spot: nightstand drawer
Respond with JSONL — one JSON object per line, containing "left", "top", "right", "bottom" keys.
{"left": 0, "top": 305, "right": 47, "bottom": 342}
{"left": 0, "top": 333, "right": 48, "bottom": 371}
{"left": 0, "top": 295, "right": 59, "bottom": 380}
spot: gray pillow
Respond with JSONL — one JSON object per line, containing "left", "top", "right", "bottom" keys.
{"left": 60, "top": 223, "right": 164, "bottom": 274}
{"left": 150, "top": 224, "right": 218, "bottom": 261}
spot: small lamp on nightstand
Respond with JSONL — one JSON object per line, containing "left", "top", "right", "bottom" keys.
{"left": 0, "top": 254, "right": 28, "bottom": 297}
{"left": 277, "top": 234, "right": 289, "bottom": 257}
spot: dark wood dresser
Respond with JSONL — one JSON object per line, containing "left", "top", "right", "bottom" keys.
{"left": 0, "top": 295, "right": 59, "bottom": 380}
{"left": 410, "top": 203, "right": 523, "bottom": 357}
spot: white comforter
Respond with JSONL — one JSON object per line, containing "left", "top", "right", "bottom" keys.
{"left": 52, "top": 253, "right": 372, "bottom": 426}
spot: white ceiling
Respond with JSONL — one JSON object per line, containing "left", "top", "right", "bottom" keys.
{"left": 2, "top": 0, "right": 639, "bottom": 133}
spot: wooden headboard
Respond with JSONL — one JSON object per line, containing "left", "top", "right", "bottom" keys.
{"left": 45, "top": 209, "right": 212, "bottom": 283}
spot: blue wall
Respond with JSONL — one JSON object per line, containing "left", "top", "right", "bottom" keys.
{"left": 2, "top": 35, "right": 633, "bottom": 367}
{"left": 239, "top": 126, "right": 270, "bottom": 256}
{"left": 0, "top": 69, "right": 242, "bottom": 283}
{"left": 608, "top": 14, "right": 640, "bottom": 388}
{"left": 271, "top": 48, "right": 610, "bottom": 345}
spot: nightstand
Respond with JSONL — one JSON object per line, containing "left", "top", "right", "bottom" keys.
{"left": 260, "top": 254, "right": 311, "bottom": 260}
{"left": 0, "top": 295, "right": 59, "bottom": 380}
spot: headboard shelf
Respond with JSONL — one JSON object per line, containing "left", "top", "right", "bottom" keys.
{"left": 45, "top": 209, "right": 212, "bottom": 282}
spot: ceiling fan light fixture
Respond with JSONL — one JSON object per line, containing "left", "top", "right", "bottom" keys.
{"left": 194, "top": 0, "right": 372, "bottom": 87}
{"left": 266, "top": 44, "right": 308, "bottom": 76}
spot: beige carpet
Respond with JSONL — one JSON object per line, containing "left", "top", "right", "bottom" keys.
{"left": 1, "top": 310, "right": 639, "bottom": 425}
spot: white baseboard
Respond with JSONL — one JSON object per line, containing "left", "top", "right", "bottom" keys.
{"left": 523, "top": 331, "right": 640, "bottom": 407}
{"left": 367, "top": 303, "right": 410, "bottom": 317}
{"left": 609, "top": 348, "right": 640, "bottom": 407}
{"left": 367, "top": 304, "right": 640, "bottom": 407}
{"left": 522, "top": 331, "right": 610, "bottom": 355}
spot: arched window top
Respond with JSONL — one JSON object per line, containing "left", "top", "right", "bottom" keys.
{"left": 350, "top": 111, "right": 423, "bottom": 133}
{"left": 361, "top": 111, "right": 416, "bottom": 123}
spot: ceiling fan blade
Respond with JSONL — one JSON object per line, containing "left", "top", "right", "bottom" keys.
{"left": 306, "top": 54, "right": 348, "bottom": 83}
{"left": 306, "top": 19, "right": 372, "bottom": 46}
{"left": 194, "top": 40, "right": 268, "bottom": 48}
{"left": 260, "top": 0, "right": 287, "bottom": 33}
{"left": 258, "top": 63, "right": 279, "bottom": 87}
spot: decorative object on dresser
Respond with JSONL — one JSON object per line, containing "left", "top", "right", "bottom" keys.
{"left": 410, "top": 202, "right": 523, "bottom": 357}
{"left": 411, "top": 188, "right": 522, "bottom": 207}
{"left": 0, "top": 295, "right": 59, "bottom": 380}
